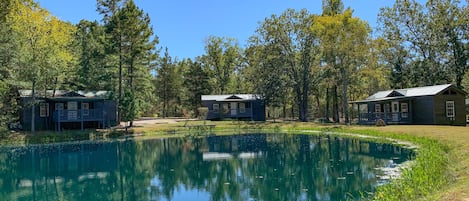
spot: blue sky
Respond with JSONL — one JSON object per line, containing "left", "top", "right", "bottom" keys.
{"left": 35, "top": 0, "right": 421, "bottom": 60}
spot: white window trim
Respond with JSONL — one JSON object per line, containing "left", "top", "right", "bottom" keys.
{"left": 82, "top": 103, "right": 89, "bottom": 116}
{"left": 213, "top": 104, "right": 219, "bottom": 113}
{"left": 40, "top": 103, "right": 49, "bottom": 117}
{"left": 375, "top": 104, "right": 381, "bottom": 113}
{"left": 401, "top": 103, "right": 408, "bottom": 118}
{"left": 239, "top": 102, "right": 246, "bottom": 113}
{"left": 446, "top": 101, "right": 455, "bottom": 118}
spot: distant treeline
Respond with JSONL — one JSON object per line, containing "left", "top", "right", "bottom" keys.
{"left": 0, "top": 0, "right": 468, "bottom": 130}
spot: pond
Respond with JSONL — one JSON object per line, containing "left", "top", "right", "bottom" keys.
{"left": 0, "top": 133, "right": 414, "bottom": 201}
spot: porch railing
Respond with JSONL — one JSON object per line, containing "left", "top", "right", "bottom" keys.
{"left": 207, "top": 108, "right": 253, "bottom": 119}
{"left": 53, "top": 109, "right": 104, "bottom": 122}
{"left": 358, "top": 112, "right": 411, "bottom": 124}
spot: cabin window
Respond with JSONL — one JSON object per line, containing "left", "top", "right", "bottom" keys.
{"left": 446, "top": 101, "right": 455, "bottom": 118}
{"left": 375, "top": 104, "right": 381, "bottom": 113}
{"left": 213, "top": 104, "right": 219, "bottom": 113}
{"left": 239, "top": 103, "right": 246, "bottom": 113}
{"left": 68, "top": 101, "right": 78, "bottom": 110}
{"left": 384, "top": 104, "right": 390, "bottom": 113}
{"left": 82, "top": 103, "right": 89, "bottom": 116}
{"left": 359, "top": 104, "right": 367, "bottom": 113}
{"left": 222, "top": 104, "right": 229, "bottom": 114}
{"left": 401, "top": 103, "right": 408, "bottom": 118}
{"left": 55, "top": 103, "right": 64, "bottom": 110}
{"left": 39, "top": 103, "right": 49, "bottom": 117}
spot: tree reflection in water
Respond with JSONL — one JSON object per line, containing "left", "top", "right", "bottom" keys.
{"left": 0, "top": 134, "right": 413, "bottom": 201}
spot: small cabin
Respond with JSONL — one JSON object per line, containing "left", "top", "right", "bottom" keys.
{"left": 352, "top": 84, "right": 467, "bottom": 126}
{"left": 19, "top": 90, "right": 117, "bottom": 131}
{"left": 201, "top": 94, "right": 266, "bottom": 121}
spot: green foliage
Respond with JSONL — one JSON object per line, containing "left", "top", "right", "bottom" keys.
{"left": 73, "top": 20, "right": 112, "bottom": 90}
{"left": 155, "top": 48, "right": 181, "bottom": 117}
{"left": 202, "top": 36, "right": 242, "bottom": 94}
{"left": 379, "top": 0, "right": 469, "bottom": 88}
{"left": 101, "top": 0, "right": 158, "bottom": 122}
{"left": 183, "top": 59, "right": 212, "bottom": 116}
{"left": 247, "top": 9, "right": 321, "bottom": 122}
{"left": 374, "top": 139, "right": 449, "bottom": 200}
{"left": 119, "top": 89, "right": 137, "bottom": 122}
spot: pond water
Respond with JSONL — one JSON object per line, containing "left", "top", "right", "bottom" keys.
{"left": 0, "top": 133, "right": 413, "bottom": 201}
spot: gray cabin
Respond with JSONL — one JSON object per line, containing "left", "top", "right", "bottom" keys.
{"left": 201, "top": 94, "right": 266, "bottom": 121}
{"left": 19, "top": 90, "right": 118, "bottom": 131}
{"left": 352, "top": 84, "right": 467, "bottom": 126}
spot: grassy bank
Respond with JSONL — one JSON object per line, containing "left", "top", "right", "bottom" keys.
{"left": 1, "top": 121, "right": 467, "bottom": 200}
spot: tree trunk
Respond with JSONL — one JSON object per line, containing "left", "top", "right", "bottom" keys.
{"left": 315, "top": 95, "right": 321, "bottom": 118}
{"left": 31, "top": 79, "right": 36, "bottom": 133}
{"left": 118, "top": 40, "right": 123, "bottom": 123}
{"left": 325, "top": 88, "right": 330, "bottom": 121}
{"left": 333, "top": 86, "right": 339, "bottom": 123}
{"left": 341, "top": 67, "right": 349, "bottom": 124}
{"left": 129, "top": 58, "right": 134, "bottom": 127}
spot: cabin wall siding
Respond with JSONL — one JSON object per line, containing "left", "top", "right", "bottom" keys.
{"left": 433, "top": 93, "right": 466, "bottom": 126}
{"left": 411, "top": 96, "right": 435, "bottom": 124}
{"left": 21, "top": 98, "right": 50, "bottom": 131}
{"left": 20, "top": 97, "right": 117, "bottom": 131}
{"left": 251, "top": 100, "right": 266, "bottom": 121}
{"left": 104, "top": 101, "right": 118, "bottom": 127}
{"left": 202, "top": 99, "right": 265, "bottom": 121}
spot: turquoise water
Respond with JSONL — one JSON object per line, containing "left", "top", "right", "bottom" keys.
{"left": 0, "top": 134, "right": 413, "bottom": 201}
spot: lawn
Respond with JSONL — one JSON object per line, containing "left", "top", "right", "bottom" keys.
{"left": 354, "top": 125, "right": 469, "bottom": 201}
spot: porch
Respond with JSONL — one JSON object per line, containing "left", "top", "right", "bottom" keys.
{"left": 53, "top": 109, "right": 106, "bottom": 131}
{"left": 207, "top": 107, "right": 254, "bottom": 120}
{"left": 358, "top": 112, "right": 412, "bottom": 125}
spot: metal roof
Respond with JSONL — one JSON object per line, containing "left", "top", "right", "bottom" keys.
{"left": 201, "top": 94, "right": 260, "bottom": 101}
{"left": 19, "top": 90, "right": 112, "bottom": 99}
{"left": 353, "top": 84, "right": 464, "bottom": 103}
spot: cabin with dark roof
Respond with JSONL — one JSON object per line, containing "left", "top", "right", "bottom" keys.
{"left": 19, "top": 90, "right": 118, "bottom": 131}
{"left": 351, "top": 84, "right": 467, "bottom": 126}
{"left": 201, "top": 94, "right": 265, "bottom": 121}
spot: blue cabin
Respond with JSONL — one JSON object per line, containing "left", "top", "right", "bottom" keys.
{"left": 19, "top": 90, "right": 118, "bottom": 131}
{"left": 352, "top": 84, "right": 467, "bottom": 126}
{"left": 201, "top": 94, "right": 266, "bottom": 121}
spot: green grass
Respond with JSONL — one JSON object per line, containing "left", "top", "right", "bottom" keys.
{"left": 1, "top": 121, "right": 466, "bottom": 200}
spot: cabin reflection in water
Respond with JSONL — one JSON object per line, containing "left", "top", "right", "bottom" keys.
{"left": 204, "top": 134, "right": 267, "bottom": 161}
{"left": 2, "top": 142, "right": 118, "bottom": 187}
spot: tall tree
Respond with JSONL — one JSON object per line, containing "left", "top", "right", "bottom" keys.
{"left": 314, "top": 8, "right": 371, "bottom": 124}
{"left": 379, "top": 0, "right": 468, "bottom": 88}
{"left": 0, "top": 0, "right": 19, "bottom": 130}
{"left": 248, "top": 9, "right": 321, "bottom": 122}
{"left": 322, "top": 0, "right": 344, "bottom": 16}
{"left": 155, "top": 48, "right": 179, "bottom": 118}
{"left": 203, "top": 36, "right": 242, "bottom": 94}
{"left": 9, "top": 0, "right": 75, "bottom": 132}
{"left": 103, "top": 0, "right": 158, "bottom": 125}
{"left": 74, "top": 20, "right": 112, "bottom": 90}
{"left": 183, "top": 58, "right": 212, "bottom": 116}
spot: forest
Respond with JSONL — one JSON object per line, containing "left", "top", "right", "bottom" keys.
{"left": 0, "top": 0, "right": 468, "bottom": 131}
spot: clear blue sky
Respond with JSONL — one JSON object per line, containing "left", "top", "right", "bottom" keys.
{"left": 35, "top": 0, "right": 421, "bottom": 60}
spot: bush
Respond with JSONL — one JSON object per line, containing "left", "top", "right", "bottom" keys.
{"left": 376, "top": 119, "right": 386, "bottom": 127}
{"left": 197, "top": 107, "right": 209, "bottom": 120}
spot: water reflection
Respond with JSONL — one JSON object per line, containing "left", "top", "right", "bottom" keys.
{"left": 0, "top": 134, "right": 413, "bottom": 201}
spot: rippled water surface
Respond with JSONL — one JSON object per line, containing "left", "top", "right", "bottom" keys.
{"left": 0, "top": 134, "right": 413, "bottom": 201}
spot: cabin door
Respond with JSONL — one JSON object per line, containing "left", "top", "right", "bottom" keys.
{"left": 391, "top": 101, "right": 399, "bottom": 121}
{"left": 68, "top": 101, "right": 78, "bottom": 120}
{"left": 230, "top": 103, "right": 237, "bottom": 116}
